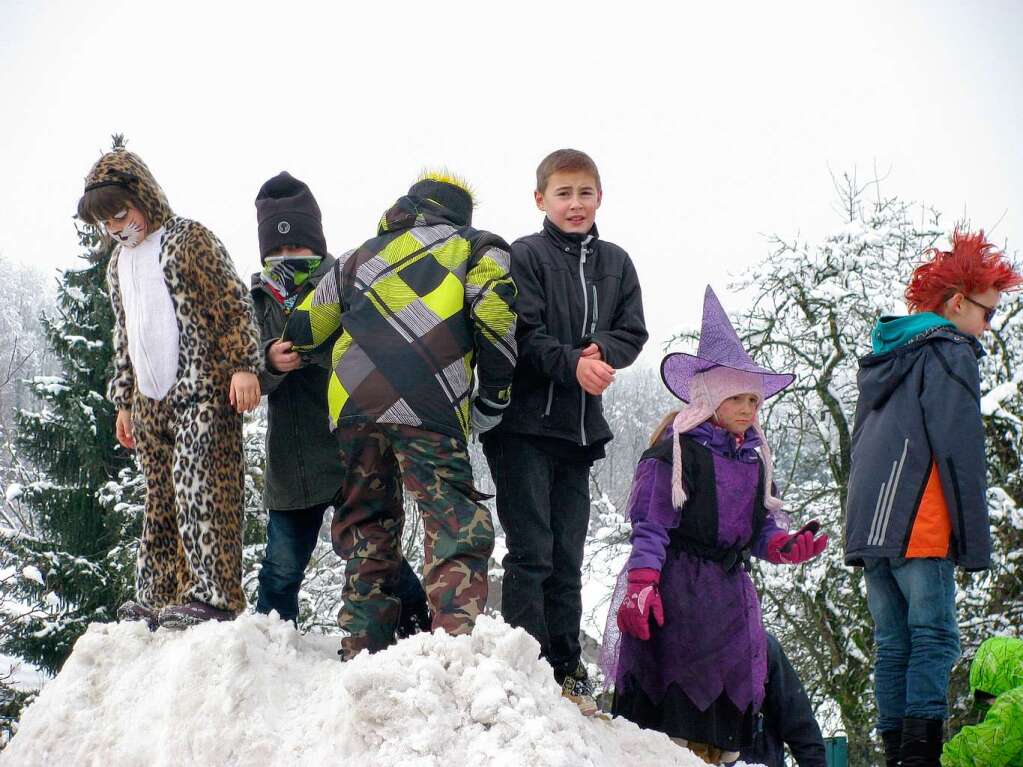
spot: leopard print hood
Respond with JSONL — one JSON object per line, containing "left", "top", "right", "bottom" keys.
{"left": 84, "top": 149, "right": 174, "bottom": 231}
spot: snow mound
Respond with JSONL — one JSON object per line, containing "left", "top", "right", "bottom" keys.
{"left": 3, "top": 614, "right": 718, "bottom": 767}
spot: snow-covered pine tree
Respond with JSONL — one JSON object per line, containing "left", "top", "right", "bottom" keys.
{"left": 0, "top": 135, "right": 142, "bottom": 675}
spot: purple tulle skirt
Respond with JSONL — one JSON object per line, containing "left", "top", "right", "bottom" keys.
{"left": 602, "top": 548, "right": 768, "bottom": 717}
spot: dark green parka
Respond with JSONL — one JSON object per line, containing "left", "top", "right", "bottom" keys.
{"left": 251, "top": 255, "right": 344, "bottom": 510}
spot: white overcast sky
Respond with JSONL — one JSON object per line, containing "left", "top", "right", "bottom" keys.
{"left": 1, "top": 0, "right": 1020, "bottom": 364}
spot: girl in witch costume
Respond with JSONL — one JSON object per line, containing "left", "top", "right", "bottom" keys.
{"left": 602, "top": 286, "right": 829, "bottom": 764}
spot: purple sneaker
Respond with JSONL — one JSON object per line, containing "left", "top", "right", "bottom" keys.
{"left": 117, "top": 601, "right": 159, "bottom": 631}
{"left": 158, "top": 601, "right": 235, "bottom": 631}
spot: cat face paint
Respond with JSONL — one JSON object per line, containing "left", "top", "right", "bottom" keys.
{"left": 100, "top": 205, "right": 148, "bottom": 248}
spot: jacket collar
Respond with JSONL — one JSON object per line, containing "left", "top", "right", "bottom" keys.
{"left": 871, "top": 312, "right": 955, "bottom": 354}
{"left": 685, "top": 420, "right": 762, "bottom": 462}
{"left": 861, "top": 325, "right": 985, "bottom": 365}
{"left": 541, "top": 217, "right": 599, "bottom": 254}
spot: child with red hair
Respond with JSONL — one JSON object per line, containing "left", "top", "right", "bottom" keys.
{"left": 845, "top": 229, "right": 1022, "bottom": 767}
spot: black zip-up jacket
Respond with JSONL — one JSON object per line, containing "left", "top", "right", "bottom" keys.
{"left": 251, "top": 255, "right": 345, "bottom": 511}
{"left": 495, "top": 219, "right": 647, "bottom": 447}
{"left": 740, "top": 634, "right": 827, "bottom": 767}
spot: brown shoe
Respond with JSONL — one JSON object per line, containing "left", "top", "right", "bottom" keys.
{"left": 681, "top": 741, "right": 738, "bottom": 765}
{"left": 555, "top": 663, "right": 599, "bottom": 717}
{"left": 158, "top": 601, "right": 235, "bottom": 631}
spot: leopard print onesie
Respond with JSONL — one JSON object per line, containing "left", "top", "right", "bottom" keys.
{"left": 87, "top": 150, "right": 262, "bottom": 614}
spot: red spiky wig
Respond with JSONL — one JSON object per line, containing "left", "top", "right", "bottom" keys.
{"left": 905, "top": 228, "right": 1023, "bottom": 313}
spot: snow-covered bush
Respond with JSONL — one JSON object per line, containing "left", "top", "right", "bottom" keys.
{"left": 663, "top": 173, "right": 1021, "bottom": 761}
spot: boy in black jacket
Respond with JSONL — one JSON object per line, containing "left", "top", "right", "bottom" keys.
{"left": 482, "top": 149, "right": 647, "bottom": 714}
{"left": 252, "top": 172, "right": 428, "bottom": 636}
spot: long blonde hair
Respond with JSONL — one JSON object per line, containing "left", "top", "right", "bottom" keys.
{"left": 649, "top": 410, "right": 681, "bottom": 448}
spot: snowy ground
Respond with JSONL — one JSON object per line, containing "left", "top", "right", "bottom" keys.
{"left": 2, "top": 613, "right": 763, "bottom": 767}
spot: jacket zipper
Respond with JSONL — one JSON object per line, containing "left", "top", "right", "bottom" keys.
{"left": 578, "top": 235, "right": 593, "bottom": 445}
{"left": 590, "top": 284, "right": 598, "bottom": 336}
{"left": 544, "top": 381, "right": 554, "bottom": 416}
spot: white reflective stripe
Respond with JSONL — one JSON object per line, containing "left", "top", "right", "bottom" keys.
{"left": 876, "top": 438, "right": 910, "bottom": 546}
{"left": 868, "top": 481, "right": 888, "bottom": 546}
{"left": 871, "top": 458, "right": 900, "bottom": 546}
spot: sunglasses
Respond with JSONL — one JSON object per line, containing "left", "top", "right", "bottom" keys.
{"left": 963, "top": 295, "right": 997, "bottom": 323}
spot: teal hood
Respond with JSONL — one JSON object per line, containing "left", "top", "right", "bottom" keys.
{"left": 871, "top": 312, "right": 954, "bottom": 354}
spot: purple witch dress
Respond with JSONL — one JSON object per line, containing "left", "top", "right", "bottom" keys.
{"left": 603, "top": 421, "right": 786, "bottom": 750}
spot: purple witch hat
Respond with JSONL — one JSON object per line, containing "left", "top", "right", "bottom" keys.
{"left": 661, "top": 285, "right": 794, "bottom": 403}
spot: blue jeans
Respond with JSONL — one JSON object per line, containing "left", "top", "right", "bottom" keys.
{"left": 863, "top": 557, "right": 960, "bottom": 732}
{"left": 256, "top": 504, "right": 427, "bottom": 628}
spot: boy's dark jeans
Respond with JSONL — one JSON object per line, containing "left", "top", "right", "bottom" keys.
{"left": 482, "top": 432, "right": 591, "bottom": 676}
{"left": 256, "top": 503, "right": 427, "bottom": 627}
{"left": 863, "top": 556, "right": 960, "bottom": 733}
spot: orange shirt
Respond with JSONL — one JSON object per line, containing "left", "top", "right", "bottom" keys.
{"left": 905, "top": 460, "right": 952, "bottom": 558}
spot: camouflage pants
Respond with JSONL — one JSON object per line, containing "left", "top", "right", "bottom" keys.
{"left": 332, "top": 424, "right": 494, "bottom": 659}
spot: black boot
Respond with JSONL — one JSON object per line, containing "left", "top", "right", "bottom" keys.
{"left": 900, "top": 718, "right": 943, "bottom": 767}
{"left": 881, "top": 729, "right": 902, "bottom": 767}
{"left": 394, "top": 597, "right": 432, "bottom": 639}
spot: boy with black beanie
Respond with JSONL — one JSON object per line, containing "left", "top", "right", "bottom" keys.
{"left": 252, "top": 172, "right": 428, "bottom": 635}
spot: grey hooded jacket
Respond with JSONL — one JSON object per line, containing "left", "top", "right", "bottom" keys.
{"left": 845, "top": 326, "right": 991, "bottom": 571}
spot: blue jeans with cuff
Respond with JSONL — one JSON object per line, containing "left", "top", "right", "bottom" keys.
{"left": 256, "top": 503, "right": 427, "bottom": 628}
{"left": 863, "top": 556, "right": 960, "bottom": 733}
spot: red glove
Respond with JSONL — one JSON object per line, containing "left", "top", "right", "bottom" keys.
{"left": 766, "top": 520, "right": 829, "bottom": 565}
{"left": 616, "top": 568, "right": 664, "bottom": 641}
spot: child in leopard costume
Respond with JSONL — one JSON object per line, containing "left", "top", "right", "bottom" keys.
{"left": 78, "top": 148, "right": 262, "bottom": 629}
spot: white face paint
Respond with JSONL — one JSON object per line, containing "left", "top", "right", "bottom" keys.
{"left": 101, "top": 206, "right": 147, "bottom": 248}
{"left": 111, "top": 218, "right": 144, "bottom": 248}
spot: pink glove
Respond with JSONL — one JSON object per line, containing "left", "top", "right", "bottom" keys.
{"left": 766, "top": 520, "right": 829, "bottom": 565}
{"left": 616, "top": 568, "right": 664, "bottom": 641}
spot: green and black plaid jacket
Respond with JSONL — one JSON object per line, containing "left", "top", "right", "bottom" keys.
{"left": 285, "top": 179, "right": 517, "bottom": 443}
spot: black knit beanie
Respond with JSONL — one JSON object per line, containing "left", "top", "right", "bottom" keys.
{"left": 255, "top": 171, "right": 327, "bottom": 259}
